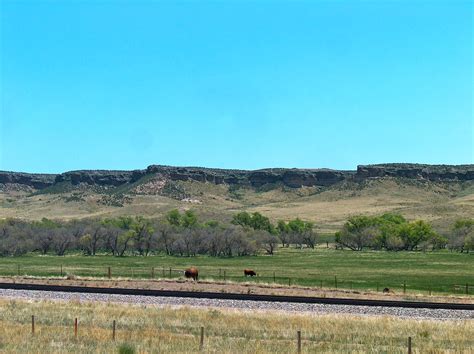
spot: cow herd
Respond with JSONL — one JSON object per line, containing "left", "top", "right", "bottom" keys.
{"left": 183, "top": 267, "right": 257, "bottom": 281}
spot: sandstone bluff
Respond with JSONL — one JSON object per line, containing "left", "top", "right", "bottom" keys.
{"left": 0, "top": 164, "right": 473, "bottom": 191}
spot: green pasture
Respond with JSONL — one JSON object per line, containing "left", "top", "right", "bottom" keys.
{"left": 0, "top": 248, "right": 472, "bottom": 295}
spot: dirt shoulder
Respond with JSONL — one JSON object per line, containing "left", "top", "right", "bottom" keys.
{"left": 0, "top": 276, "right": 472, "bottom": 304}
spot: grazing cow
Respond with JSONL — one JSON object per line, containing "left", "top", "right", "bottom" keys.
{"left": 184, "top": 267, "right": 199, "bottom": 281}
{"left": 383, "top": 287, "right": 391, "bottom": 294}
{"left": 244, "top": 269, "right": 257, "bottom": 277}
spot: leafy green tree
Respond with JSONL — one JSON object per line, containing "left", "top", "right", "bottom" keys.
{"left": 277, "top": 220, "right": 289, "bottom": 233}
{"left": 249, "top": 212, "right": 274, "bottom": 234}
{"left": 397, "top": 220, "right": 437, "bottom": 251}
{"left": 166, "top": 209, "right": 182, "bottom": 227}
{"left": 232, "top": 212, "right": 252, "bottom": 227}
{"left": 35, "top": 218, "right": 61, "bottom": 229}
{"left": 181, "top": 210, "right": 198, "bottom": 228}
{"left": 335, "top": 216, "right": 379, "bottom": 251}
{"left": 374, "top": 213, "right": 407, "bottom": 249}
{"left": 132, "top": 216, "right": 155, "bottom": 256}
{"left": 464, "top": 234, "right": 474, "bottom": 253}
{"left": 276, "top": 218, "right": 316, "bottom": 248}
{"left": 164, "top": 209, "right": 198, "bottom": 228}
{"left": 277, "top": 220, "right": 290, "bottom": 247}
{"left": 287, "top": 218, "right": 313, "bottom": 234}
{"left": 204, "top": 220, "right": 219, "bottom": 228}
{"left": 449, "top": 219, "right": 474, "bottom": 252}
{"left": 232, "top": 212, "right": 275, "bottom": 234}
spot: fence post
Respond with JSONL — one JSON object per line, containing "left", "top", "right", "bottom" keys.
{"left": 151, "top": 267, "right": 154, "bottom": 279}
{"left": 31, "top": 315, "right": 35, "bottom": 335}
{"left": 108, "top": 267, "right": 111, "bottom": 279}
{"left": 224, "top": 271, "right": 226, "bottom": 281}
{"left": 74, "top": 318, "right": 78, "bottom": 338}
{"left": 112, "top": 320, "right": 116, "bottom": 341}
{"left": 169, "top": 267, "right": 172, "bottom": 278}
{"left": 162, "top": 267, "right": 165, "bottom": 277}
{"left": 403, "top": 281, "right": 406, "bottom": 294}
{"left": 320, "top": 280, "right": 323, "bottom": 289}
{"left": 297, "top": 330, "right": 302, "bottom": 353}
{"left": 408, "top": 336, "right": 412, "bottom": 354}
{"left": 219, "top": 269, "right": 222, "bottom": 278}
{"left": 199, "top": 326, "right": 204, "bottom": 350}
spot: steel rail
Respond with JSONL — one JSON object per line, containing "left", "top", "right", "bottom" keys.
{"left": 0, "top": 282, "right": 472, "bottom": 310}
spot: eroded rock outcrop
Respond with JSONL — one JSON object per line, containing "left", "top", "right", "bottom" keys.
{"left": 1, "top": 163, "right": 472, "bottom": 192}
{"left": 0, "top": 171, "right": 56, "bottom": 189}
{"left": 54, "top": 170, "right": 145, "bottom": 186}
{"left": 356, "top": 164, "right": 474, "bottom": 181}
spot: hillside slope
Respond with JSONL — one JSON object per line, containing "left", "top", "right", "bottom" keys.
{"left": 1, "top": 164, "right": 472, "bottom": 232}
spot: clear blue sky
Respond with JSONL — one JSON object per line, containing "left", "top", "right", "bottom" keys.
{"left": 1, "top": 0, "right": 472, "bottom": 173}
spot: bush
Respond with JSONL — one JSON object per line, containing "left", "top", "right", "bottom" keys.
{"left": 118, "top": 343, "right": 135, "bottom": 354}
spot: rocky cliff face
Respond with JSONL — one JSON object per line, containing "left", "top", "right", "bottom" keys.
{"left": 0, "top": 172, "right": 57, "bottom": 189}
{"left": 1, "top": 163, "right": 472, "bottom": 192}
{"left": 356, "top": 164, "right": 474, "bottom": 181}
{"left": 54, "top": 170, "right": 144, "bottom": 186}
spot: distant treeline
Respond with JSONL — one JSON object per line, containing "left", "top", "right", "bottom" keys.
{"left": 0, "top": 210, "right": 472, "bottom": 257}
{"left": 336, "top": 214, "right": 473, "bottom": 252}
{"left": 0, "top": 210, "right": 313, "bottom": 257}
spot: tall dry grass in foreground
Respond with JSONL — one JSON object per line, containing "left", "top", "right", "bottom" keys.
{"left": 0, "top": 298, "right": 472, "bottom": 353}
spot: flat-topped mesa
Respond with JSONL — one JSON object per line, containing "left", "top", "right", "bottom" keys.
{"left": 146, "top": 165, "right": 249, "bottom": 185}
{"left": 1, "top": 163, "right": 473, "bottom": 191}
{"left": 145, "top": 165, "right": 351, "bottom": 187}
{"left": 0, "top": 171, "right": 57, "bottom": 189}
{"left": 356, "top": 164, "right": 474, "bottom": 181}
{"left": 247, "top": 169, "right": 351, "bottom": 187}
{"left": 54, "top": 170, "right": 146, "bottom": 186}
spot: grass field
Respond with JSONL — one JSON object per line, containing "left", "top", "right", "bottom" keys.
{"left": 1, "top": 248, "right": 472, "bottom": 295}
{"left": 2, "top": 178, "right": 473, "bottom": 233}
{"left": 0, "top": 298, "right": 472, "bottom": 353}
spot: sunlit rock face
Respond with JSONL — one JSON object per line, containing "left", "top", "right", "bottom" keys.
{"left": 1, "top": 163, "right": 472, "bottom": 191}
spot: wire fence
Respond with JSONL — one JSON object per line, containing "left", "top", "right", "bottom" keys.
{"left": 2, "top": 264, "right": 472, "bottom": 296}
{"left": 23, "top": 315, "right": 424, "bottom": 353}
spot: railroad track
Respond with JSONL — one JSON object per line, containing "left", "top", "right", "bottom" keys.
{"left": 0, "top": 282, "right": 472, "bottom": 311}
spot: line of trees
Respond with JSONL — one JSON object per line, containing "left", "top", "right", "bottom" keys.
{"left": 335, "top": 214, "right": 473, "bottom": 252}
{"left": 0, "top": 211, "right": 313, "bottom": 257}
{"left": 1, "top": 210, "right": 471, "bottom": 257}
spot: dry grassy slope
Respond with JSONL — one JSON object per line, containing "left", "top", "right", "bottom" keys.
{"left": 0, "top": 177, "right": 472, "bottom": 232}
{"left": 2, "top": 298, "right": 472, "bottom": 353}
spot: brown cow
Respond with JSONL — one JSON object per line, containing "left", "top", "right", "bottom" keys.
{"left": 244, "top": 269, "right": 257, "bottom": 277}
{"left": 184, "top": 267, "right": 199, "bottom": 281}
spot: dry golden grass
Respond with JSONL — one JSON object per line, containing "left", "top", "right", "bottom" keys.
{"left": 1, "top": 179, "right": 473, "bottom": 233}
{"left": 0, "top": 298, "right": 472, "bottom": 353}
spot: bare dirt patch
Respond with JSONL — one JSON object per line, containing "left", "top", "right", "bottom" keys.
{"left": 1, "top": 276, "right": 471, "bottom": 304}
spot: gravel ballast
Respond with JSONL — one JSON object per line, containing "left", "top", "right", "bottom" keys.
{"left": 0, "top": 289, "right": 472, "bottom": 321}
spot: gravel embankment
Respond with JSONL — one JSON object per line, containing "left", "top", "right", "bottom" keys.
{"left": 0, "top": 289, "right": 472, "bottom": 320}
